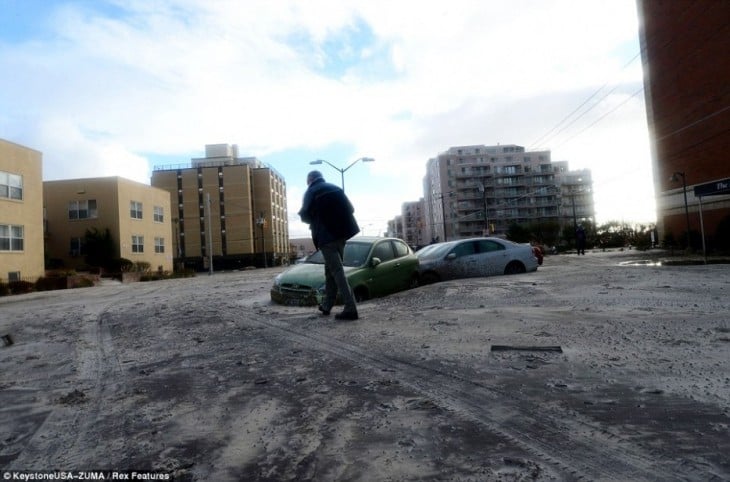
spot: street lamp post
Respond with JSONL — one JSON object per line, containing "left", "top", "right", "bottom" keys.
{"left": 477, "top": 182, "right": 489, "bottom": 236}
{"left": 670, "top": 171, "right": 691, "bottom": 249}
{"left": 431, "top": 191, "right": 451, "bottom": 242}
{"left": 256, "top": 213, "right": 267, "bottom": 268}
{"left": 205, "top": 193, "right": 214, "bottom": 275}
{"left": 309, "top": 157, "right": 375, "bottom": 192}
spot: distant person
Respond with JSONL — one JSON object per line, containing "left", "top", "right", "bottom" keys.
{"left": 576, "top": 225, "right": 586, "bottom": 255}
{"left": 298, "top": 170, "right": 360, "bottom": 320}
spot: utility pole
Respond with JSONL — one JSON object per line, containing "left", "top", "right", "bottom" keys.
{"left": 206, "top": 192, "right": 213, "bottom": 275}
{"left": 257, "top": 213, "right": 267, "bottom": 268}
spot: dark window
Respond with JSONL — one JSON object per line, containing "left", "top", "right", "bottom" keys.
{"left": 477, "top": 240, "right": 505, "bottom": 252}
{"left": 372, "top": 241, "right": 395, "bottom": 262}
{"left": 393, "top": 240, "right": 410, "bottom": 258}
{"left": 451, "top": 241, "right": 477, "bottom": 258}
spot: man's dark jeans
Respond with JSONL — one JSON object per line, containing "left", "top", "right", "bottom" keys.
{"left": 320, "top": 239, "right": 357, "bottom": 313}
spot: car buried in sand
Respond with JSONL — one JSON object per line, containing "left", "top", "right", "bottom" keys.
{"left": 416, "top": 237, "right": 539, "bottom": 284}
{"left": 271, "top": 236, "right": 420, "bottom": 306}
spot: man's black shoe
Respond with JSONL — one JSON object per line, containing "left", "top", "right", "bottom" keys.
{"left": 318, "top": 305, "right": 331, "bottom": 316}
{"left": 335, "top": 311, "right": 358, "bottom": 321}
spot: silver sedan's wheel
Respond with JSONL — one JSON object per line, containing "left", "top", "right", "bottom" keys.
{"left": 420, "top": 272, "right": 440, "bottom": 285}
{"left": 504, "top": 261, "right": 526, "bottom": 275}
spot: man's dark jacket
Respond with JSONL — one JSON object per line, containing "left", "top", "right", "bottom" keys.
{"left": 298, "top": 178, "right": 360, "bottom": 249}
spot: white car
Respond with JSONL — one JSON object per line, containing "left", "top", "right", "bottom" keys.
{"left": 416, "top": 237, "right": 539, "bottom": 284}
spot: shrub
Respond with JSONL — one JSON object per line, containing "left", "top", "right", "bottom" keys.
{"left": 9, "top": 280, "right": 35, "bottom": 295}
{"left": 0, "top": 283, "right": 8, "bottom": 296}
{"left": 172, "top": 269, "right": 196, "bottom": 279}
{"left": 111, "top": 258, "right": 134, "bottom": 272}
{"left": 71, "top": 277, "right": 95, "bottom": 289}
{"left": 46, "top": 269, "right": 77, "bottom": 277}
{"left": 134, "top": 261, "right": 151, "bottom": 273}
{"left": 35, "top": 276, "right": 67, "bottom": 291}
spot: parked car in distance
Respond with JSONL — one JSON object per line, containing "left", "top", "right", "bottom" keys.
{"left": 530, "top": 244, "right": 544, "bottom": 265}
{"left": 271, "top": 236, "right": 420, "bottom": 306}
{"left": 416, "top": 237, "right": 539, "bottom": 284}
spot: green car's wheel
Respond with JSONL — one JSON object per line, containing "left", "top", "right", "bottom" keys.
{"left": 354, "top": 287, "right": 370, "bottom": 302}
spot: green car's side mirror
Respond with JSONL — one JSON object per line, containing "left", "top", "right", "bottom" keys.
{"left": 446, "top": 253, "right": 456, "bottom": 261}
{"left": 370, "top": 257, "right": 382, "bottom": 267}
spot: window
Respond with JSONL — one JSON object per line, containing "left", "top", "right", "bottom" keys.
{"left": 372, "top": 241, "right": 395, "bottom": 262}
{"left": 477, "top": 240, "right": 505, "bottom": 253}
{"left": 132, "top": 235, "right": 144, "bottom": 253}
{"left": 130, "top": 201, "right": 143, "bottom": 219}
{"left": 154, "top": 237, "right": 165, "bottom": 253}
{"left": 0, "top": 171, "right": 23, "bottom": 200}
{"left": 393, "top": 240, "right": 410, "bottom": 258}
{"left": 68, "top": 200, "right": 97, "bottom": 219}
{"left": 70, "top": 237, "right": 85, "bottom": 256}
{"left": 8, "top": 271, "right": 21, "bottom": 282}
{"left": 451, "top": 241, "right": 476, "bottom": 258}
{"left": 153, "top": 206, "right": 164, "bottom": 223}
{"left": 0, "top": 224, "right": 24, "bottom": 251}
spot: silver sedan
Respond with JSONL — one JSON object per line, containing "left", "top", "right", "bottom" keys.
{"left": 416, "top": 237, "right": 539, "bottom": 284}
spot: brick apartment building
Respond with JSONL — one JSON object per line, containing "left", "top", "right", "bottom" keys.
{"left": 638, "top": 0, "right": 730, "bottom": 248}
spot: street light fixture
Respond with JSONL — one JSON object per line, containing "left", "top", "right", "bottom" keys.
{"left": 670, "top": 171, "right": 691, "bottom": 249}
{"left": 309, "top": 157, "right": 375, "bottom": 191}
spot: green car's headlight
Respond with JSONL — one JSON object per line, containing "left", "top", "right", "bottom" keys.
{"left": 273, "top": 274, "right": 283, "bottom": 287}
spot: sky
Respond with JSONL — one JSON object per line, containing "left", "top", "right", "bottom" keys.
{"left": 0, "top": 0, "right": 656, "bottom": 238}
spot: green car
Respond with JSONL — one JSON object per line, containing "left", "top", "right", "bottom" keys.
{"left": 271, "top": 236, "right": 420, "bottom": 306}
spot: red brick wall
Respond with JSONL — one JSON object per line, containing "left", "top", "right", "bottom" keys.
{"left": 638, "top": 0, "right": 730, "bottom": 246}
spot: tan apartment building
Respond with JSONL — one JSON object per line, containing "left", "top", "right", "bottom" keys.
{"left": 43, "top": 177, "right": 173, "bottom": 272}
{"left": 0, "top": 139, "right": 44, "bottom": 282}
{"left": 420, "top": 144, "right": 594, "bottom": 242}
{"left": 151, "top": 144, "right": 289, "bottom": 270}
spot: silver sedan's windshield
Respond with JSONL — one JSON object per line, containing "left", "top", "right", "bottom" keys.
{"left": 416, "top": 242, "right": 456, "bottom": 260}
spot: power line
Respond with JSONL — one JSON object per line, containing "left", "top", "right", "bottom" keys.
{"left": 528, "top": 1, "right": 713, "bottom": 153}
{"left": 656, "top": 104, "right": 730, "bottom": 142}
{"left": 552, "top": 86, "right": 645, "bottom": 150}
{"left": 528, "top": 53, "right": 642, "bottom": 150}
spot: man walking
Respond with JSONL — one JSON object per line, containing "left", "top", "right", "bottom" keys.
{"left": 298, "top": 170, "right": 360, "bottom": 320}
{"left": 576, "top": 225, "right": 586, "bottom": 255}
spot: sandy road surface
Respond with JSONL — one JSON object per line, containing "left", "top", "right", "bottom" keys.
{"left": 1, "top": 250, "right": 729, "bottom": 481}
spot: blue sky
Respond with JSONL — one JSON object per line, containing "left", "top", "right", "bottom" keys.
{"left": 0, "top": 0, "right": 654, "bottom": 237}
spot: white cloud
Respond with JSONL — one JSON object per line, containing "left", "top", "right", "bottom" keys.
{"left": 0, "top": 0, "right": 655, "bottom": 234}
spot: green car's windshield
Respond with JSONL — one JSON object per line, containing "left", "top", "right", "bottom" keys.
{"left": 305, "top": 241, "right": 372, "bottom": 267}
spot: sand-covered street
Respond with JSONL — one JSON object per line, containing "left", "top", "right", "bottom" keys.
{"left": 1, "top": 250, "right": 728, "bottom": 481}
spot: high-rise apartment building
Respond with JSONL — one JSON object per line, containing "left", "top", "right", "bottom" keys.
{"left": 638, "top": 0, "right": 730, "bottom": 248}
{"left": 151, "top": 144, "right": 289, "bottom": 270}
{"left": 421, "top": 144, "right": 593, "bottom": 241}
{"left": 0, "top": 139, "right": 44, "bottom": 282}
{"left": 387, "top": 215, "right": 404, "bottom": 242}
{"left": 400, "top": 199, "right": 425, "bottom": 248}
{"left": 43, "top": 176, "right": 173, "bottom": 272}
